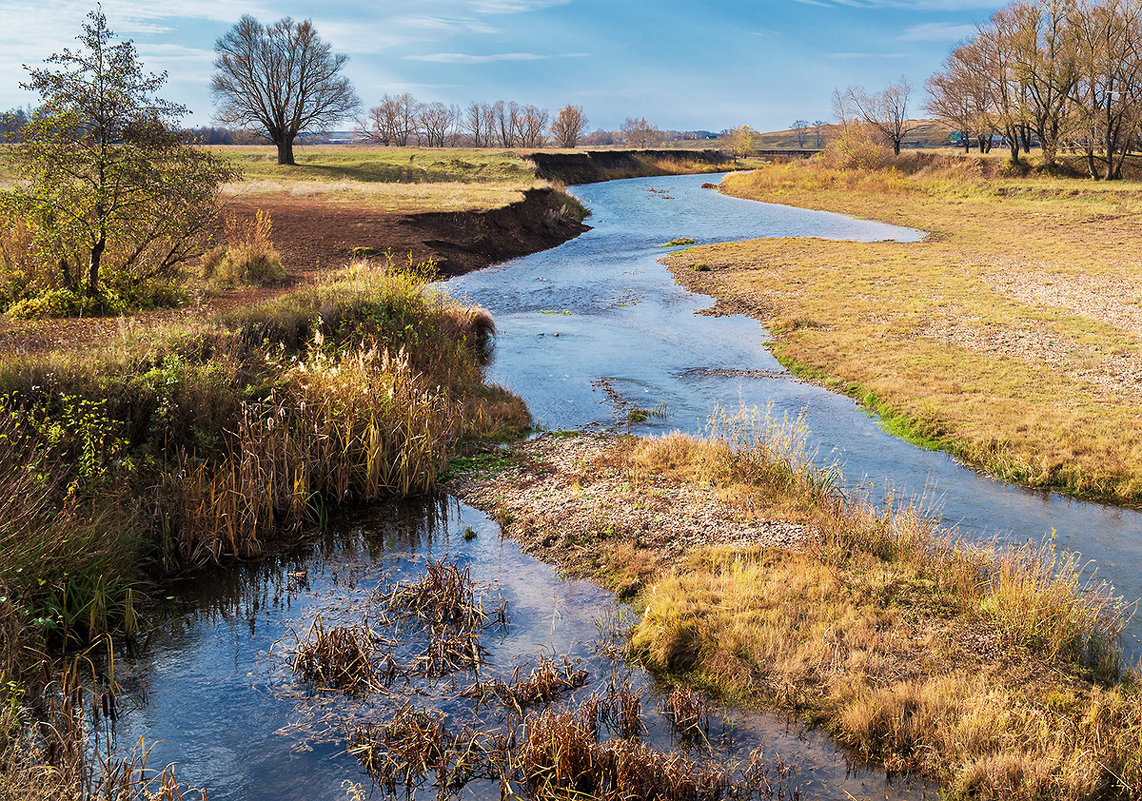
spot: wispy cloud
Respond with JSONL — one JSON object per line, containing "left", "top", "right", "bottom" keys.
{"left": 405, "top": 51, "right": 588, "bottom": 63}
{"left": 391, "top": 15, "right": 501, "bottom": 35}
{"left": 469, "top": 0, "right": 571, "bottom": 12}
{"left": 899, "top": 21, "right": 976, "bottom": 41}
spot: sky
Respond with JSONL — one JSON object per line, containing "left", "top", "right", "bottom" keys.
{"left": 0, "top": 0, "right": 1010, "bottom": 133}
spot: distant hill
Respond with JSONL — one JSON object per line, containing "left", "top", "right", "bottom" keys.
{"left": 754, "top": 119, "right": 957, "bottom": 150}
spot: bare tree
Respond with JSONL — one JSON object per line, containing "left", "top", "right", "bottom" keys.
{"left": 843, "top": 79, "right": 914, "bottom": 155}
{"left": 490, "top": 101, "right": 521, "bottom": 147}
{"left": 551, "top": 104, "right": 588, "bottom": 148}
{"left": 1070, "top": 0, "right": 1142, "bottom": 178}
{"left": 927, "top": 47, "right": 994, "bottom": 153}
{"left": 466, "top": 102, "right": 488, "bottom": 147}
{"left": 813, "top": 119, "right": 828, "bottom": 148}
{"left": 420, "top": 102, "right": 458, "bottom": 147}
{"left": 791, "top": 119, "right": 811, "bottom": 148}
{"left": 622, "top": 117, "right": 658, "bottom": 147}
{"left": 360, "top": 92, "right": 419, "bottom": 146}
{"left": 1010, "top": 0, "right": 1079, "bottom": 167}
{"left": 212, "top": 15, "right": 359, "bottom": 165}
{"left": 518, "top": 105, "right": 549, "bottom": 147}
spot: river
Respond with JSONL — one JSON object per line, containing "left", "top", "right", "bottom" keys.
{"left": 449, "top": 172, "right": 1142, "bottom": 655}
{"left": 109, "top": 171, "right": 1137, "bottom": 799}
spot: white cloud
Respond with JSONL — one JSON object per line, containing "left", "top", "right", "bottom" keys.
{"left": 899, "top": 21, "right": 976, "bottom": 41}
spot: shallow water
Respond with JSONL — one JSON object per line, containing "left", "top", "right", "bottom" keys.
{"left": 111, "top": 171, "right": 1140, "bottom": 798}
{"left": 445, "top": 172, "right": 1142, "bottom": 654}
{"left": 112, "top": 500, "right": 930, "bottom": 800}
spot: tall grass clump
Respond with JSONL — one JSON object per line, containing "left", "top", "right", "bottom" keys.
{"left": 0, "top": 257, "right": 523, "bottom": 702}
{"left": 201, "top": 209, "right": 285, "bottom": 286}
{"left": 626, "top": 406, "right": 1138, "bottom": 799}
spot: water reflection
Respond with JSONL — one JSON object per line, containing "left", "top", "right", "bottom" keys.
{"left": 112, "top": 499, "right": 930, "bottom": 800}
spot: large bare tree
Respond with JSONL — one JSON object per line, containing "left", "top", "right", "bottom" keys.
{"left": 843, "top": 80, "right": 914, "bottom": 155}
{"left": 212, "top": 15, "right": 359, "bottom": 165}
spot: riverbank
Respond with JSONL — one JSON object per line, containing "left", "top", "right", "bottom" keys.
{"left": 0, "top": 260, "right": 531, "bottom": 797}
{"left": 449, "top": 427, "right": 1142, "bottom": 801}
{"left": 664, "top": 155, "right": 1142, "bottom": 504}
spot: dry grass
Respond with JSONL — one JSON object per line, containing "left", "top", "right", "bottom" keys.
{"left": 665, "top": 153, "right": 1142, "bottom": 502}
{"left": 619, "top": 409, "right": 1140, "bottom": 801}
{"left": 223, "top": 179, "right": 533, "bottom": 213}
{"left": 0, "top": 261, "right": 527, "bottom": 797}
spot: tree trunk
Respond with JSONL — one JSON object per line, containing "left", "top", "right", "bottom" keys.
{"left": 892, "top": 139, "right": 901, "bottom": 156}
{"left": 276, "top": 136, "right": 296, "bottom": 166}
{"left": 86, "top": 236, "right": 105, "bottom": 296}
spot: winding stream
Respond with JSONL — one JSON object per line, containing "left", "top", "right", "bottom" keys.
{"left": 110, "top": 172, "right": 1139, "bottom": 799}
{"left": 448, "top": 173, "right": 1142, "bottom": 654}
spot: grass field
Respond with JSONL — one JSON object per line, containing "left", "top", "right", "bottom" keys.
{"left": 666, "top": 154, "right": 1142, "bottom": 503}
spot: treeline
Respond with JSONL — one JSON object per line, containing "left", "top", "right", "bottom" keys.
{"left": 358, "top": 94, "right": 589, "bottom": 148}
{"left": 927, "top": 0, "right": 1142, "bottom": 179}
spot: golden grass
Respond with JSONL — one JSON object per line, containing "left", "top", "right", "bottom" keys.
{"left": 664, "top": 155, "right": 1142, "bottom": 502}
{"left": 619, "top": 410, "right": 1139, "bottom": 800}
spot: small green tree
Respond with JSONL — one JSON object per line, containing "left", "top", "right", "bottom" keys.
{"left": 11, "top": 9, "right": 236, "bottom": 304}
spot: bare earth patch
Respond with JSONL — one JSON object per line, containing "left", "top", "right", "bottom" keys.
{"left": 447, "top": 432, "right": 810, "bottom": 583}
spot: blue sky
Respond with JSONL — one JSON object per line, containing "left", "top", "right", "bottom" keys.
{"left": 0, "top": 0, "right": 1007, "bottom": 133}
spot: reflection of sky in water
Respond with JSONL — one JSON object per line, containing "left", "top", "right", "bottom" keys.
{"left": 446, "top": 173, "right": 1142, "bottom": 655}
{"left": 112, "top": 501, "right": 930, "bottom": 801}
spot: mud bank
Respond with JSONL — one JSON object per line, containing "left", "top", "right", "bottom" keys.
{"left": 406, "top": 187, "right": 590, "bottom": 277}
{"left": 530, "top": 149, "right": 732, "bottom": 184}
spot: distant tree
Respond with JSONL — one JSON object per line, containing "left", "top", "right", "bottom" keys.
{"left": 791, "top": 119, "right": 811, "bottom": 147}
{"left": 0, "top": 108, "right": 30, "bottom": 141}
{"left": 584, "top": 129, "right": 615, "bottom": 146}
{"left": 722, "top": 125, "right": 759, "bottom": 157}
{"left": 466, "top": 102, "right": 488, "bottom": 147}
{"left": 360, "top": 93, "right": 419, "bottom": 146}
{"left": 518, "top": 105, "right": 549, "bottom": 147}
{"left": 212, "top": 15, "right": 359, "bottom": 165}
{"left": 842, "top": 79, "right": 914, "bottom": 155}
{"left": 622, "top": 117, "right": 658, "bottom": 147}
{"left": 551, "top": 104, "right": 588, "bottom": 148}
{"left": 491, "top": 100, "right": 520, "bottom": 147}
{"left": 12, "top": 9, "right": 235, "bottom": 299}
{"left": 419, "top": 102, "right": 459, "bottom": 147}
{"left": 812, "top": 119, "right": 828, "bottom": 148}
